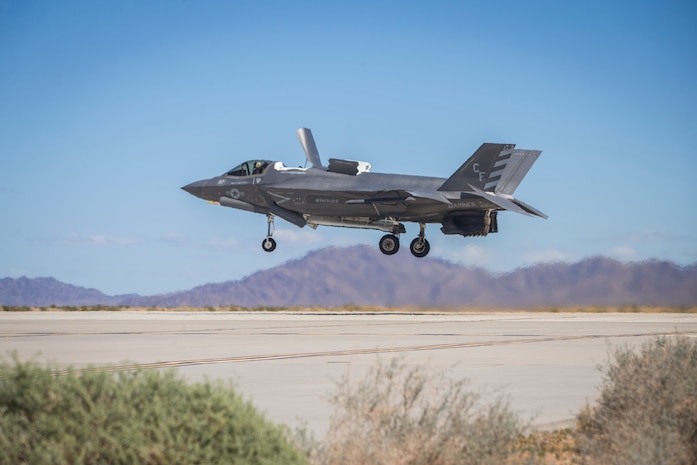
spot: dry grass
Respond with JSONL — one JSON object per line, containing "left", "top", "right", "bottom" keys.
{"left": 299, "top": 357, "right": 534, "bottom": 465}
{"left": 517, "top": 429, "right": 580, "bottom": 465}
{"left": 575, "top": 335, "right": 697, "bottom": 465}
{"left": 301, "top": 336, "right": 697, "bottom": 465}
{"left": 3, "top": 304, "right": 696, "bottom": 313}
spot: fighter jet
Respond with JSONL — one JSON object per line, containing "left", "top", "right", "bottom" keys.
{"left": 182, "top": 128, "right": 546, "bottom": 257}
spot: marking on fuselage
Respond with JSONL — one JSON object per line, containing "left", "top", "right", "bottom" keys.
{"left": 449, "top": 201, "right": 477, "bottom": 209}
{"left": 268, "top": 192, "right": 292, "bottom": 204}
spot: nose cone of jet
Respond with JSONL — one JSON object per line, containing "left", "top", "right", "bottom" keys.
{"left": 181, "top": 180, "right": 208, "bottom": 199}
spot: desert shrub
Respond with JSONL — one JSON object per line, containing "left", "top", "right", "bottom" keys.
{"left": 576, "top": 335, "right": 697, "bottom": 465}
{"left": 0, "top": 356, "right": 308, "bottom": 465}
{"left": 303, "top": 357, "right": 538, "bottom": 465}
{"left": 1, "top": 305, "right": 31, "bottom": 312}
{"left": 517, "top": 428, "right": 579, "bottom": 465}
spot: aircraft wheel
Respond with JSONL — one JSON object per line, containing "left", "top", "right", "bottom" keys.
{"left": 379, "top": 234, "right": 400, "bottom": 255}
{"left": 409, "top": 238, "right": 430, "bottom": 258}
{"left": 261, "top": 237, "right": 277, "bottom": 252}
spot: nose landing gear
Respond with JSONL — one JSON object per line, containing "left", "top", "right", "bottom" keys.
{"left": 261, "top": 215, "right": 277, "bottom": 252}
{"left": 262, "top": 237, "right": 276, "bottom": 252}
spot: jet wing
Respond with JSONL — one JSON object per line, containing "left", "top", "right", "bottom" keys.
{"left": 404, "top": 190, "right": 450, "bottom": 204}
{"left": 346, "top": 190, "right": 450, "bottom": 205}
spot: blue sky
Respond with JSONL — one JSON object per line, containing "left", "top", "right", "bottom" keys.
{"left": 1, "top": 0, "right": 696, "bottom": 296}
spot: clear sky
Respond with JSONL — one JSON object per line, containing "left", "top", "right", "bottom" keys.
{"left": 1, "top": 0, "right": 696, "bottom": 296}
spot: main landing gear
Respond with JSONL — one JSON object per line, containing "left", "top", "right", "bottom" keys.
{"left": 379, "top": 223, "right": 430, "bottom": 258}
{"left": 261, "top": 215, "right": 430, "bottom": 258}
{"left": 410, "top": 223, "right": 430, "bottom": 258}
{"left": 378, "top": 234, "right": 400, "bottom": 255}
{"left": 261, "top": 214, "right": 277, "bottom": 252}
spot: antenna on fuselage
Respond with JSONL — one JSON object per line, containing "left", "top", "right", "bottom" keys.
{"left": 297, "top": 127, "right": 322, "bottom": 168}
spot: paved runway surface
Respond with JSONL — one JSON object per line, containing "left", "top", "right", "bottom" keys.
{"left": 2, "top": 312, "right": 696, "bottom": 434}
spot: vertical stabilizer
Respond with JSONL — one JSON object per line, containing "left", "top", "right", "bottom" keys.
{"left": 492, "top": 149, "right": 542, "bottom": 195}
{"left": 438, "top": 143, "right": 542, "bottom": 195}
{"left": 437, "top": 143, "right": 514, "bottom": 192}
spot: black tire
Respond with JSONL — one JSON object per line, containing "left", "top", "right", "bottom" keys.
{"left": 409, "top": 237, "right": 430, "bottom": 258}
{"left": 261, "top": 237, "right": 277, "bottom": 252}
{"left": 379, "top": 234, "right": 400, "bottom": 255}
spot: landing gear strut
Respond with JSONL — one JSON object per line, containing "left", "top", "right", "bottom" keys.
{"left": 261, "top": 215, "right": 277, "bottom": 252}
{"left": 409, "top": 223, "right": 430, "bottom": 258}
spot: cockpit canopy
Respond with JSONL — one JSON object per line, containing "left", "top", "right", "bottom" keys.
{"left": 225, "top": 160, "right": 273, "bottom": 177}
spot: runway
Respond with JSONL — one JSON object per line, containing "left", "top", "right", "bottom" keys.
{"left": 2, "top": 311, "right": 696, "bottom": 434}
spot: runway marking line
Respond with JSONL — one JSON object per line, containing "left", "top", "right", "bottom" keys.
{"left": 28, "top": 329, "right": 696, "bottom": 378}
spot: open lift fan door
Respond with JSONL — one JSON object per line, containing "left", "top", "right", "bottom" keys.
{"left": 327, "top": 158, "right": 370, "bottom": 175}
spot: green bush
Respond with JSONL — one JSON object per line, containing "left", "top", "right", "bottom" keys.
{"left": 0, "top": 356, "right": 308, "bottom": 465}
{"left": 303, "top": 357, "right": 536, "bottom": 465}
{"left": 576, "top": 335, "right": 697, "bottom": 465}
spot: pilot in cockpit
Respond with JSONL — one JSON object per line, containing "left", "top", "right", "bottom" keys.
{"left": 253, "top": 161, "right": 268, "bottom": 175}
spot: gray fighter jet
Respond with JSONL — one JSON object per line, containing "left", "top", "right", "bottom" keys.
{"left": 182, "top": 128, "right": 546, "bottom": 257}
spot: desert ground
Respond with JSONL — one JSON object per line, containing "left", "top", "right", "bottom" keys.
{"left": 2, "top": 311, "right": 696, "bottom": 434}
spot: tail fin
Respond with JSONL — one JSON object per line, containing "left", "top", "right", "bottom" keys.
{"left": 438, "top": 143, "right": 542, "bottom": 194}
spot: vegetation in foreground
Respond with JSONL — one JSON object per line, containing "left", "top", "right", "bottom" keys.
{"left": 575, "top": 335, "right": 697, "bottom": 465}
{"left": 301, "top": 335, "right": 697, "bottom": 465}
{"left": 1, "top": 335, "right": 695, "bottom": 464}
{"left": 300, "top": 357, "right": 535, "bottom": 465}
{"left": 0, "top": 356, "right": 307, "bottom": 465}
{"left": 2, "top": 304, "right": 696, "bottom": 313}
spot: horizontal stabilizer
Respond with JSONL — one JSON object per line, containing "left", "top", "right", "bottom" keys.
{"left": 510, "top": 197, "right": 548, "bottom": 219}
{"left": 468, "top": 185, "right": 547, "bottom": 219}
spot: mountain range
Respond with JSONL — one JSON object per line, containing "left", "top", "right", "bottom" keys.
{"left": 2, "top": 245, "right": 696, "bottom": 308}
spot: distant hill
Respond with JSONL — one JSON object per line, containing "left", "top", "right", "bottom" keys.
{"left": 2, "top": 246, "right": 696, "bottom": 308}
{"left": 0, "top": 276, "right": 136, "bottom": 307}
